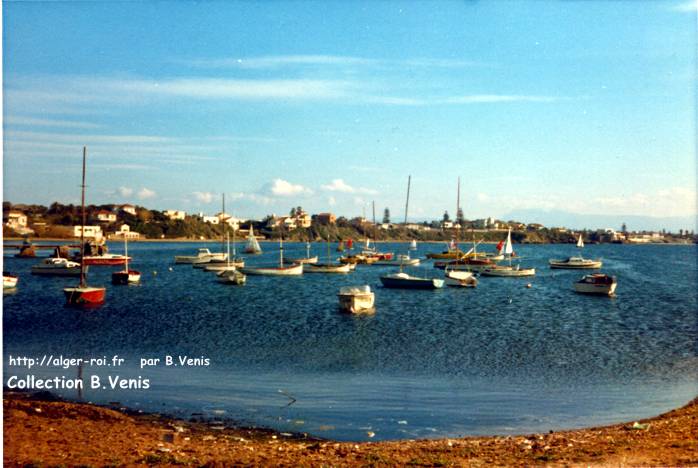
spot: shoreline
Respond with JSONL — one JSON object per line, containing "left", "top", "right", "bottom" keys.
{"left": 3, "top": 236, "right": 695, "bottom": 246}
{"left": 4, "top": 390, "right": 697, "bottom": 466}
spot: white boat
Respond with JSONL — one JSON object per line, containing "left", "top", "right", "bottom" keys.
{"left": 244, "top": 225, "right": 262, "bottom": 254}
{"left": 549, "top": 234, "right": 602, "bottom": 269}
{"left": 111, "top": 235, "right": 140, "bottom": 285}
{"left": 481, "top": 265, "right": 536, "bottom": 277}
{"left": 444, "top": 269, "right": 477, "bottom": 287}
{"left": 3, "top": 272, "right": 19, "bottom": 289}
{"left": 31, "top": 257, "right": 84, "bottom": 276}
{"left": 338, "top": 285, "right": 375, "bottom": 313}
{"left": 304, "top": 262, "right": 352, "bottom": 273}
{"left": 481, "top": 229, "right": 535, "bottom": 277}
{"left": 240, "top": 238, "right": 303, "bottom": 276}
{"left": 409, "top": 239, "right": 417, "bottom": 250}
{"left": 175, "top": 248, "right": 225, "bottom": 264}
{"left": 286, "top": 243, "right": 319, "bottom": 264}
{"left": 549, "top": 256, "right": 603, "bottom": 269}
{"left": 573, "top": 273, "right": 617, "bottom": 295}
{"left": 217, "top": 269, "right": 246, "bottom": 285}
{"left": 202, "top": 226, "right": 245, "bottom": 272}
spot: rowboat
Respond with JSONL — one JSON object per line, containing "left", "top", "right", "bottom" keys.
{"left": 380, "top": 272, "right": 444, "bottom": 289}
{"left": 444, "top": 269, "right": 477, "bottom": 287}
{"left": 217, "top": 269, "right": 246, "bottom": 285}
{"left": 3, "top": 272, "right": 19, "bottom": 289}
{"left": 304, "top": 263, "right": 352, "bottom": 273}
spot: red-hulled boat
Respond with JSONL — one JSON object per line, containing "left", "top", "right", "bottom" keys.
{"left": 64, "top": 147, "right": 106, "bottom": 306}
{"left": 111, "top": 236, "right": 140, "bottom": 285}
{"left": 83, "top": 253, "right": 130, "bottom": 265}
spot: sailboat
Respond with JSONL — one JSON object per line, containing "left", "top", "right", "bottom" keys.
{"left": 244, "top": 225, "right": 262, "bottom": 254}
{"left": 111, "top": 235, "right": 141, "bottom": 284}
{"left": 64, "top": 147, "right": 106, "bottom": 306}
{"left": 304, "top": 238, "right": 352, "bottom": 273}
{"left": 380, "top": 176, "right": 444, "bottom": 289}
{"left": 215, "top": 229, "right": 247, "bottom": 285}
{"left": 481, "top": 229, "right": 535, "bottom": 277}
{"left": 409, "top": 239, "right": 417, "bottom": 251}
{"left": 240, "top": 237, "right": 303, "bottom": 276}
{"left": 549, "top": 233, "right": 603, "bottom": 269}
{"left": 204, "top": 197, "right": 245, "bottom": 271}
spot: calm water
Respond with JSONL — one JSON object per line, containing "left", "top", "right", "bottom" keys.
{"left": 3, "top": 241, "right": 697, "bottom": 441}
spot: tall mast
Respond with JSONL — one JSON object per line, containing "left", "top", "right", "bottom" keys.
{"left": 79, "top": 146, "right": 87, "bottom": 287}
{"left": 222, "top": 193, "right": 226, "bottom": 256}
{"left": 456, "top": 176, "right": 461, "bottom": 247}
{"left": 404, "top": 175, "right": 411, "bottom": 225}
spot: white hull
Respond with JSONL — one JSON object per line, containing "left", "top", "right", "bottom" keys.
{"left": 240, "top": 264, "right": 303, "bottom": 276}
{"left": 217, "top": 270, "right": 246, "bottom": 285}
{"left": 286, "top": 256, "right": 319, "bottom": 264}
{"left": 481, "top": 266, "right": 536, "bottom": 277}
{"left": 3, "top": 275, "right": 18, "bottom": 289}
{"left": 549, "top": 257, "right": 602, "bottom": 269}
{"left": 175, "top": 249, "right": 226, "bottom": 264}
{"left": 374, "top": 257, "right": 420, "bottom": 266}
{"left": 304, "top": 263, "right": 352, "bottom": 273}
{"left": 204, "top": 260, "right": 245, "bottom": 272}
{"left": 338, "top": 286, "right": 375, "bottom": 313}
{"left": 31, "top": 258, "right": 85, "bottom": 276}
{"left": 444, "top": 270, "right": 477, "bottom": 287}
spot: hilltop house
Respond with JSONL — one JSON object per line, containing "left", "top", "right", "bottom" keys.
{"left": 74, "top": 225, "right": 103, "bottom": 240}
{"left": 119, "top": 204, "right": 137, "bottom": 216}
{"left": 164, "top": 210, "right": 186, "bottom": 221}
{"left": 108, "top": 224, "right": 141, "bottom": 240}
{"left": 4, "top": 211, "right": 34, "bottom": 235}
{"left": 96, "top": 210, "right": 117, "bottom": 223}
{"left": 315, "top": 213, "right": 337, "bottom": 225}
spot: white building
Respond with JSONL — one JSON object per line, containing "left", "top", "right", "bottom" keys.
{"left": 202, "top": 215, "right": 220, "bottom": 225}
{"left": 164, "top": 210, "right": 186, "bottom": 221}
{"left": 120, "top": 204, "right": 137, "bottom": 215}
{"left": 96, "top": 210, "right": 117, "bottom": 223}
{"left": 4, "top": 211, "right": 28, "bottom": 229}
{"left": 74, "top": 225, "right": 103, "bottom": 240}
{"left": 109, "top": 224, "right": 140, "bottom": 240}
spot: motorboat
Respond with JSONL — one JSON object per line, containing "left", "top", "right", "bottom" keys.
{"left": 31, "top": 257, "right": 84, "bottom": 276}
{"left": 3, "top": 272, "right": 19, "bottom": 289}
{"left": 380, "top": 272, "right": 444, "bottom": 289}
{"left": 82, "top": 253, "right": 131, "bottom": 266}
{"left": 444, "top": 269, "right": 477, "bottom": 287}
{"left": 337, "top": 285, "right": 375, "bottom": 313}
{"left": 285, "top": 242, "right": 319, "bottom": 264}
{"left": 434, "top": 256, "right": 497, "bottom": 272}
{"left": 573, "top": 273, "right": 617, "bottom": 295}
{"left": 549, "top": 257, "right": 603, "bottom": 269}
{"left": 174, "top": 248, "right": 225, "bottom": 264}
{"left": 203, "top": 258, "right": 245, "bottom": 272}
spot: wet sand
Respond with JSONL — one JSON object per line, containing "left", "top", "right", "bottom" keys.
{"left": 4, "top": 391, "right": 697, "bottom": 467}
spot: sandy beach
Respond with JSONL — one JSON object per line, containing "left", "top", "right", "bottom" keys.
{"left": 4, "top": 391, "right": 697, "bottom": 467}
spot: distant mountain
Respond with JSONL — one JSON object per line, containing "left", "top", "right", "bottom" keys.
{"left": 501, "top": 209, "right": 697, "bottom": 233}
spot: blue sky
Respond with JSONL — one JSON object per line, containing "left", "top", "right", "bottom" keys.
{"left": 3, "top": 1, "right": 696, "bottom": 229}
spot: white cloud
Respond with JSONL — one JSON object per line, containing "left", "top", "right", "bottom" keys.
{"left": 137, "top": 188, "right": 156, "bottom": 200}
{"left": 118, "top": 186, "right": 133, "bottom": 197}
{"left": 671, "top": 0, "right": 697, "bottom": 11}
{"left": 321, "top": 178, "right": 378, "bottom": 194}
{"left": 193, "top": 191, "right": 215, "bottom": 204}
{"left": 5, "top": 116, "right": 103, "bottom": 129}
{"left": 328, "top": 196, "right": 337, "bottom": 206}
{"left": 268, "top": 179, "right": 313, "bottom": 196}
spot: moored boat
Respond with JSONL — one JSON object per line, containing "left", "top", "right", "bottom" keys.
{"left": 175, "top": 248, "right": 223, "bottom": 264}
{"left": 216, "top": 269, "right": 246, "bottom": 285}
{"left": 82, "top": 253, "right": 131, "bottom": 266}
{"left": 240, "top": 237, "right": 303, "bottom": 276}
{"left": 549, "top": 257, "right": 603, "bottom": 269}
{"left": 338, "top": 285, "right": 375, "bottom": 313}
{"left": 3, "top": 272, "right": 19, "bottom": 289}
{"left": 31, "top": 257, "right": 84, "bottom": 276}
{"left": 304, "top": 262, "right": 352, "bottom": 273}
{"left": 444, "top": 269, "right": 477, "bottom": 287}
{"left": 380, "top": 272, "right": 444, "bottom": 289}
{"left": 64, "top": 147, "right": 106, "bottom": 306}
{"left": 573, "top": 273, "right": 617, "bottom": 295}
{"left": 373, "top": 254, "right": 420, "bottom": 266}
{"left": 111, "top": 236, "right": 140, "bottom": 285}
{"left": 481, "top": 265, "right": 536, "bottom": 277}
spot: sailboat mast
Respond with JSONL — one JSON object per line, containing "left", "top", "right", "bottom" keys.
{"left": 79, "top": 146, "right": 87, "bottom": 287}
{"left": 404, "top": 175, "right": 411, "bottom": 225}
{"left": 221, "top": 193, "right": 226, "bottom": 256}
{"left": 279, "top": 235, "right": 284, "bottom": 268}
